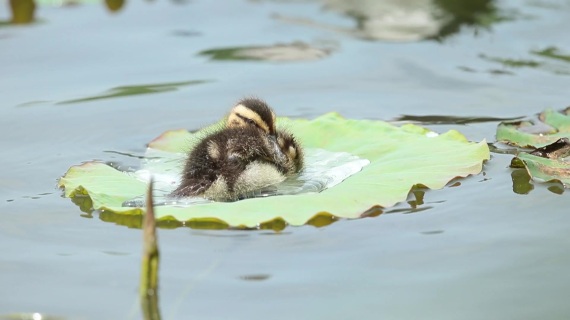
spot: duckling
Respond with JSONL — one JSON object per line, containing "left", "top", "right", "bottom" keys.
{"left": 170, "top": 98, "right": 303, "bottom": 201}
{"left": 275, "top": 129, "right": 304, "bottom": 175}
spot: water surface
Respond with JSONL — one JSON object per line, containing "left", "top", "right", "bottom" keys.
{"left": 1, "top": 0, "right": 569, "bottom": 319}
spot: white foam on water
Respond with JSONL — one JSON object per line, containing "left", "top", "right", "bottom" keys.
{"left": 122, "top": 148, "right": 369, "bottom": 207}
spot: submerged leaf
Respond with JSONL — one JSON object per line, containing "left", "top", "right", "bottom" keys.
{"left": 59, "top": 113, "right": 490, "bottom": 228}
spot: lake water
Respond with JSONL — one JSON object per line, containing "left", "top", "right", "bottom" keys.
{"left": 1, "top": 0, "right": 570, "bottom": 319}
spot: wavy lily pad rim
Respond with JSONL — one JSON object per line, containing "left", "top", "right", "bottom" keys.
{"left": 59, "top": 112, "right": 490, "bottom": 230}
{"left": 59, "top": 164, "right": 435, "bottom": 231}
{"left": 87, "top": 189, "right": 436, "bottom": 231}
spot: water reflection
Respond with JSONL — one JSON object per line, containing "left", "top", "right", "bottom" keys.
{"left": 547, "top": 184, "right": 564, "bottom": 195}
{"left": 2, "top": 0, "right": 167, "bottom": 25}
{"left": 408, "top": 189, "right": 426, "bottom": 207}
{"left": 533, "top": 47, "right": 570, "bottom": 63}
{"left": 70, "top": 193, "right": 94, "bottom": 214}
{"left": 4, "top": 0, "right": 508, "bottom": 42}
{"left": 510, "top": 169, "right": 566, "bottom": 195}
{"left": 480, "top": 47, "right": 570, "bottom": 76}
{"left": 8, "top": 0, "right": 36, "bottom": 24}
{"left": 199, "top": 41, "right": 334, "bottom": 62}
{"left": 420, "top": 230, "right": 444, "bottom": 235}
{"left": 510, "top": 159, "right": 566, "bottom": 195}
{"left": 105, "top": 0, "right": 125, "bottom": 12}
{"left": 5, "top": 0, "right": 124, "bottom": 24}
{"left": 57, "top": 80, "right": 211, "bottom": 105}
{"left": 0, "top": 313, "right": 65, "bottom": 320}
{"left": 239, "top": 274, "right": 271, "bottom": 281}
{"left": 272, "top": 0, "right": 506, "bottom": 42}
{"left": 510, "top": 168, "right": 534, "bottom": 195}
{"left": 394, "top": 114, "right": 520, "bottom": 125}
{"left": 99, "top": 210, "right": 186, "bottom": 229}
{"left": 71, "top": 198, "right": 434, "bottom": 230}
{"left": 384, "top": 187, "right": 444, "bottom": 214}
{"left": 141, "top": 292, "right": 161, "bottom": 320}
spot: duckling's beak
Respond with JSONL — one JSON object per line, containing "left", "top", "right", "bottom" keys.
{"left": 267, "top": 134, "right": 287, "bottom": 162}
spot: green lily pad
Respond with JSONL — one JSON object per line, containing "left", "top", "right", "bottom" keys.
{"left": 510, "top": 138, "right": 570, "bottom": 188}
{"left": 512, "top": 153, "right": 570, "bottom": 188}
{"left": 499, "top": 107, "right": 570, "bottom": 191}
{"left": 58, "top": 113, "right": 490, "bottom": 228}
{"left": 496, "top": 107, "right": 570, "bottom": 148}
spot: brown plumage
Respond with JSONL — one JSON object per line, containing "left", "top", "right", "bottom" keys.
{"left": 170, "top": 98, "right": 303, "bottom": 201}
{"left": 276, "top": 129, "right": 304, "bottom": 175}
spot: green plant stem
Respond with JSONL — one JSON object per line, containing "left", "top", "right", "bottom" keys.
{"left": 140, "top": 178, "right": 161, "bottom": 320}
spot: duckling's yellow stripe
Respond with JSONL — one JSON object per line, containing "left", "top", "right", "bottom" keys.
{"left": 228, "top": 104, "right": 270, "bottom": 134}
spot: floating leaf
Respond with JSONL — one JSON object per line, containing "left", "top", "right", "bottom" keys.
{"left": 59, "top": 113, "right": 489, "bottom": 229}
{"left": 510, "top": 138, "right": 570, "bottom": 189}
{"left": 496, "top": 107, "right": 570, "bottom": 148}
{"left": 499, "top": 107, "right": 570, "bottom": 191}
{"left": 512, "top": 153, "right": 570, "bottom": 188}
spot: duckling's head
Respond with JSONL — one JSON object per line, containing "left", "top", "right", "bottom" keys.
{"left": 276, "top": 130, "right": 304, "bottom": 174}
{"left": 227, "top": 98, "right": 277, "bottom": 136}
